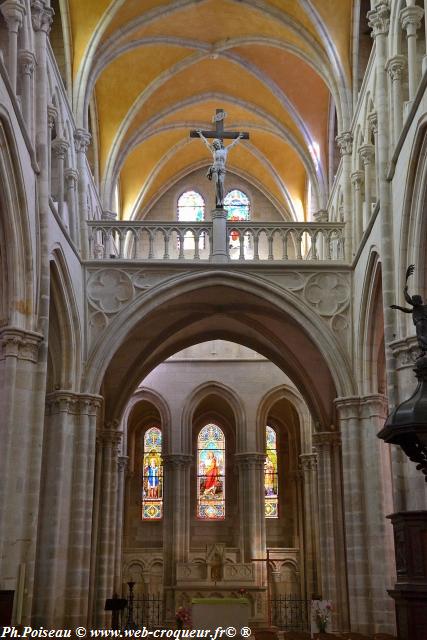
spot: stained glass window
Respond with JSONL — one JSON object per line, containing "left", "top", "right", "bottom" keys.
{"left": 224, "top": 189, "right": 250, "bottom": 221}
{"left": 177, "top": 190, "right": 205, "bottom": 222}
{"left": 265, "top": 426, "right": 278, "bottom": 518}
{"left": 197, "top": 424, "right": 225, "bottom": 520}
{"left": 142, "top": 426, "right": 163, "bottom": 520}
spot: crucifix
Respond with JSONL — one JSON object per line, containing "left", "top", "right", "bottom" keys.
{"left": 251, "top": 549, "right": 275, "bottom": 627}
{"left": 190, "top": 109, "right": 249, "bottom": 208}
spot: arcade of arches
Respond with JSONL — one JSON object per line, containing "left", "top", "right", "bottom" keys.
{"left": 1, "top": 0, "right": 427, "bottom": 636}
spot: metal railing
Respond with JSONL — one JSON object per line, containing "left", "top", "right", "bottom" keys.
{"left": 87, "top": 220, "right": 345, "bottom": 262}
{"left": 270, "top": 594, "right": 310, "bottom": 631}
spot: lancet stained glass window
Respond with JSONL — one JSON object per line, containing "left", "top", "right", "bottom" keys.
{"left": 197, "top": 424, "right": 225, "bottom": 520}
{"left": 265, "top": 426, "right": 278, "bottom": 518}
{"left": 177, "top": 190, "right": 205, "bottom": 251}
{"left": 142, "top": 426, "right": 163, "bottom": 520}
{"left": 224, "top": 189, "right": 250, "bottom": 221}
{"left": 177, "top": 190, "right": 205, "bottom": 221}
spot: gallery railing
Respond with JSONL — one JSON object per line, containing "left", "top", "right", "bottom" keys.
{"left": 87, "top": 220, "right": 345, "bottom": 262}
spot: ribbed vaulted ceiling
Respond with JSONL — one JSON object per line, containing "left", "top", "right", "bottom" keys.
{"left": 64, "top": 0, "right": 354, "bottom": 220}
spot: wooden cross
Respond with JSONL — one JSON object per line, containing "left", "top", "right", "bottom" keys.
{"left": 251, "top": 549, "right": 275, "bottom": 627}
{"left": 190, "top": 108, "right": 249, "bottom": 141}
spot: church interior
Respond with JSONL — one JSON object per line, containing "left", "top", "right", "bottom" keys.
{"left": 1, "top": 0, "right": 427, "bottom": 636}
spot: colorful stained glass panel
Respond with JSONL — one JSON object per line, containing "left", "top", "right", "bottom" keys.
{"left": 142, "top": 426, "right": 163, "bottom": 520}
{"left": 265, "top": 425, "right": 278, "bottom": 518}
{"left": 177, "top": 190, "right": 205, "bottom": 221}
{"left": 197, "top": 424, "right": 225, "bottom": 520}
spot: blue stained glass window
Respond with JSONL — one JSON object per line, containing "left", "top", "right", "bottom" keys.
{"left": 197, "top": 424, "right": 225, "bottom": 520}
{"left": 142, "top": 426, "right": 163, "bottom": 520}
{"left": 224, "top": 189, "right": 250, "bottom": 221}
{"left": 265, "top": 426, "right": 278, "bottom": 518}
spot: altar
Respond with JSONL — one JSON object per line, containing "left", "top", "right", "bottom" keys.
{"left": 191, "top": 597, "right": 250, "bottom": 633}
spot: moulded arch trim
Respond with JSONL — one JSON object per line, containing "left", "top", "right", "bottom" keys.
{"left": 0, "top": 110, "right": 34, "bottom": 330}
{"left": 180, "top": 380, "right": 246, "bottom": 455}
{"left": 121, "top": 386, "right": 172, "bottom": 458}
{"left": 357, "top": 248, "right": 384, "bottom": 395}
{"left": 399, "top": 118, "right": 427, "bottom": 310}
{"left": 84, "top": 270, "right": 356, "bottom": 427}
{"left": 49, "top": 247, "right": 83, "bottom": 389}
{"left": 256, "top": 384, "right": 312, "bottom": 456}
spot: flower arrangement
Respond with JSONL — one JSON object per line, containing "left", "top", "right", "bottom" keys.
{"left": 313, "top": 601, "right": 332, "bottom": 632}
{"left": 238, "top": 588, "right": 247, "bottom": 597}
{"left": 175, "top": 606, "right": 191, "bottom": 629}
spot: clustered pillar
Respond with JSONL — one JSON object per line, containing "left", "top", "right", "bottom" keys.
{"left": 162, "top": 454, "right": 192, "bottom": 620}
{"left": 312, "top": 432, "right": 348, "bottom": 632}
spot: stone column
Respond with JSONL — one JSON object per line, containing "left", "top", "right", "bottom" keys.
{"left": 32, "top": 393, "right": 102, "bottom": 627}
{"left": 359, "top": 144, "right": 375, "bottom": 229}
{"left": 313, "top": 432, "right": 349, "bottom": 632}
{"left": 65, "top": 168, "right": 80, "bottom": 247}
{"left": 94, "top": 422, "right": 122, "bottom": 627}
{"left": 18, "top": 50, "right": 36, "bottom": 133}
{"left": 335, "top": 131, "right": 353, "bottom": 260}
{"left": 162, "top": 454, "right": 192, "bottom": 620}
{"left": 235, "top": 453, "right": 266, "bottom": 566}
{"left": 334, "top": 397, "right": 369, "bottom": 632}
{"left": 211, "top": 208, "right": 228, "bottom": 262}
{"left": 423, "top": 0, "right": 427, "bottom": 71}
{"left": 335, "top": 396, "right": 396, "bottom": 635}
{"left": 74, "top": 128, "right": 92, "bottom": 259}
{"left": 400, "top": 4, "right": 424, "bottom": 101}
{"left": 52, "top": 137, "right": 70, "bottom": 228}
{"left": 0, "top": 327, "right": 43, "bottom": 625}
{"left": 114, "top": 456, "right": 129, "bottom": 593}
{"left": 0, "top": 0, "right": 26, "bottom": 93}
{"left": 66, "top": 396, "right": 102, "bottom": 627}
{"left": 351, "top": 170, "right": 364, "bottom": 245}
{"left": 313, "top": 209, "right": 328, "bottom": 259}
{"left": 368, "top": 2, "right": 398, "bottom": 408}
{"left": 386, "top": 56, "right": 407, "bottom": 145}
{"left": 299, "top": 454, "right": 319, "bottom": 600}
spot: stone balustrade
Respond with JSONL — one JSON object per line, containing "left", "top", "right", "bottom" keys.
{"left": 87, "top": 220, "right": 345, "bottom": 262}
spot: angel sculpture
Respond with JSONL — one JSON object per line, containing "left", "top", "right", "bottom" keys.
{"left": 391, "top": 264, "right": 427, "bottom": 356}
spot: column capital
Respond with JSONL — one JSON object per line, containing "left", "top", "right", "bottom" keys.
{"left": 31, "top": 0, "right": 54, "bottom": 34}
{"left": 368, "top": 2, "right": 390, "bottom": 38}
{"left": 98, "top": 419, "right": 122, "bottom": 447}
{"left": 47, "top": 104, "right": 58, "bottom": 130}
{"left": 18, "top": 49, "right": 36, "bottom": 77}
{"left": 368, "top": 111, "right": 378, "bottom": 136}
{"left": 162, "top": 453, "right": 193, "bottom": 467}
{"left": 0, "top": 326, "right": 43, "bottom": 363}
{"left": 359, "top": 393, "right": 388, "bottom": 419}
{"left": 313, "top": 209, "right": 328, "bottom": 223}
{"left": 386, "top": 55, "right": 407, "bottom": 81}
{"left": 334, "top": 396, "right": 362, "bottom": 420}
{"left": 312, "top": 431, "right": 341, "bottom": 450}
{"left": 74, "top": 128, "right": 92, "bottom": 154}
{"left": 46, "top": 391, "right": 80, "bottom": 415}
{"left": 351, "top": 170, "right": 364, "bottom": 189}
{"left": 336, "top": 131, "right": 353, "bottom": 156}
{"left": 389, "top": 335, "right": 419, "bottom": 369}
{"left": 118, "top": 455, "right": 129, "bottom": 473}
{"left": 52, "top": 136, "right": 69, "bottom": 160}
{"left": 235, "top": 452, "right": 265, "bottom": 471}
{"left": 1, "top": 0, "right": 26, "bottom": 33}
{"left": 400, "top": 5, "right": 424, "bottom": 35}
{"left": 299, "top": 453, "right": 317, "bottom": 472}
{"left": 359, "top": 143, "right": 375, "bottom": 165}
{"left": 65, "top": 167, "right": 79, "bottom": 188}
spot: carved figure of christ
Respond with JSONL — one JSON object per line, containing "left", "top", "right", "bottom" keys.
{"left": 190, "top": 109, "right": 249, "bottom": 207}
